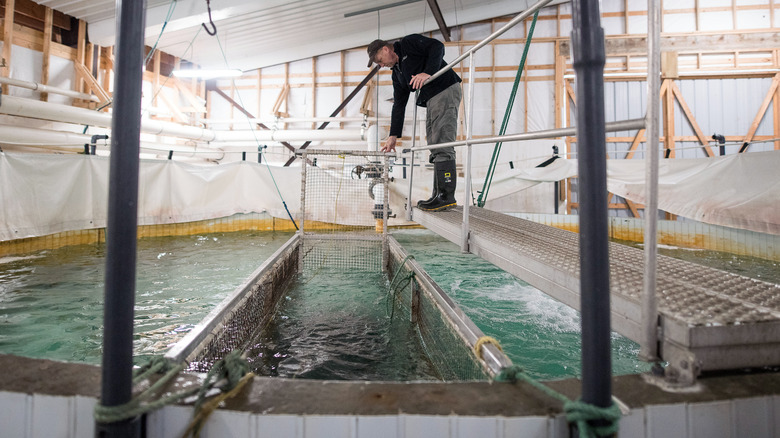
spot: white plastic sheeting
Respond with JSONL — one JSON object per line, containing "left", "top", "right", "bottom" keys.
{"left": 0, "top": 153, "right": 301, "bottom": 241}
{"left": 607, "top": 150, "right": 780, "bottom": 236}
{"left": 2, "top": 150, "right": 779, "bottom": 241}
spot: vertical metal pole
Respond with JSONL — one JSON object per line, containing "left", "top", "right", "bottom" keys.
{"left": 298, "top": 152, "right": 308, "bottom": 273}
{"left": 641, "top": 0, "right": 661, "bottom": 362}
{"left": 406, "top": 91, "right": 420, "bottom": 221}
{"left": 97, "top": 0, "right": 145, "bottom": 436}
{"left": 571, "top": 0, "right": 613, "bottom": 416}
{"left": 461, "top": 53, "right": 475, "bottom": 253}
{"left": 382, "top": 155, "right": 389, "bottom": 271}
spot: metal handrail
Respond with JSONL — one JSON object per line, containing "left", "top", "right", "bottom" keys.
{"left": 424, "top": 0, "right": 556, "bottom": 85}
{"left": 405, "top": 118, "right": 646, "bottom": 152}
{"left": 404, "top": 0, "right": 644, "bottom": 237}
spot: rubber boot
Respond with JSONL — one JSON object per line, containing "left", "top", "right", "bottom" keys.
{"left": 416, "top": 167, "right": 438, "bottom": 208}
{"left": 418, "top": 160, "right": 457, "bottom": 211}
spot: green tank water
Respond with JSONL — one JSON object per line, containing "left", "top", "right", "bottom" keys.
{"left": 1, "top": 228, "right": 775, "bottom": 381}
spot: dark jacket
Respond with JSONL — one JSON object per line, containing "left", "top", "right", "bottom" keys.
{"left": 389, "top": 34, "right": 462, "bottom": 138}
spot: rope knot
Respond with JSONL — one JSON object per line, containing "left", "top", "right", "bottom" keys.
{"left": 564, "top": 400, "right": 622, "bottom": 438}
{"left": 494, "top": 365, "right": 523, "bottom": 383}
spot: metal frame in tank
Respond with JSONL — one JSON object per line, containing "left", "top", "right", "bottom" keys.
{"left": 388, "top": 236, "right": 513, "bottom": 378}
{"left": 165, "top": 234, "right": 301, "bottom": 365}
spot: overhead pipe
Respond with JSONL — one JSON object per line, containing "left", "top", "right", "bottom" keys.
{"left": 202, "top": 116, "right": 393, "bottom": 124}
{"left": 212, "top": 128, "right": 366, "bottom": 142}
{"left": 96, "top": 0, "right": 145, "bottom": 436}
{"left": 571, "top": 0, "right": 613, "bottom": 427}
{"left": 0, "top": 95, "right": 369, "bottom": 142}
{"left": 0, "top": 76, "right": 100, "bottom": 102}
{"left": 0, "top": 124, "right": 224, "bottom": 160}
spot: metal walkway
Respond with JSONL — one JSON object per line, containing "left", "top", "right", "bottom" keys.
{"left": 413, "top": 206, "right": 780, "bottom": 383}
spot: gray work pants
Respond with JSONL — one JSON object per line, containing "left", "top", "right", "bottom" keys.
{"left": 425, "top": 83, "right": 461, "bottom": 163}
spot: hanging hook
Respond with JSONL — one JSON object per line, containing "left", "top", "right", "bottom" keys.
{"left": 202, "top": 0, "right": 217, "bottom": 36}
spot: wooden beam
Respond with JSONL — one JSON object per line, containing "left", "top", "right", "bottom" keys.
{"left": 695, "top": 0, "right": 701, "bottom": 31}
{"left": 624, "top": 129, "right": 645, "bottom": 160}
{"left": 257, "top": 68, "right": 262, "bottom": 119}
{"left": 272, "top": 83, "right": 290, "bottom": 117}
{"left": 153, "top": 50, "right": 161, "bottom": 108}
{"left": 0, "top": 0, "right": 70, "bottom": 31}
{"left": 775, "top": 72, "right": 780, "bottom": 150}
{"left": 74, "top": 63, "right": 110, "bottom": 102}
{"left": 283, "top": 65, "right": 381, "bottom": 166}
{"left": 2, "top": 0, "right": 15, "bottom": 95}
{"left": 209, "top": 84, "right": 299, "bottom": 156}
{"left": 554, "top": 41, "right": 564, "bottom": 130}
{"left": 425, "top": 0, "right": 451, "bottom": 42}
{"left": 625, "top": 199, "right": 640, "bottom": 218}
{"left": 101, "top": 46, "right": 113, "bottom": 108}
{"left": 339, "top": 51, "right": 345, "bottom": 128}
{"left": 173, "top": 78, "right": 206, "bottom": 113}
{"left": 565, "top": 80, "right": 576, "bottom": 109}
{"left": 624, "top": 0, "right": 629, "bottom": 34}
{"left": 491, "top": 19, "right": 496, "bottom": 135}
{"left": 282, "top": 63, "right": 289, "bottom": 125}
{"left": 662, "top": 79, "right": 675, "bottom": 158}
{"left": 40, "top": 5, "right": 51, "bottom": 101}
{"left": 558, "top": 32, "right": 780, "bottom": 56}
{"left": 75, "top": 19, "right": 85, "bottom": 94}
{"left": 359, "top": 81, "right": 374, "bottom": 116}
{"left": 670, "top": 81, "right": 715, "bottom": 156}
{"left": 311, "top": 57, "right": 317, "bottom": 129}
{"left": 158, "top": 91, "right": 188, "bottom": 124}
{"left": 743, "top": 72, "right": 780, "bottom": 148}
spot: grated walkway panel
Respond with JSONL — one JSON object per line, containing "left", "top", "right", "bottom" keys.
{"left": 412, "top": 206, "right": 780, "bottom": 379}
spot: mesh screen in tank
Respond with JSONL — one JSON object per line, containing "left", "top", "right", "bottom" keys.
{"left": 299, "top": 150, "right": 390, "bottom": 273}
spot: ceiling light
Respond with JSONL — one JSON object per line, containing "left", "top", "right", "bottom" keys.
{"left": 344, "top": 0, "right": 422, "bottom": 18}
{"left": 172, "top": 69, "right": 243, "bottom": 79}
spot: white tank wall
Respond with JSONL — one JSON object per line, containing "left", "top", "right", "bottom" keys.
{"left": 1, "top": 390, "right": 778, "bottom": 438}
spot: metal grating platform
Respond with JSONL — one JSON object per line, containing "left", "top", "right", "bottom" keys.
{"left": 413, "top": 206, "right": 780, "bottom": 381}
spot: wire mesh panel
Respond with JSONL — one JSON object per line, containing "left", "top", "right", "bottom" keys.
{"left": 166, "top": 236, "right": 300, "bottom": 372}
{"left": 299, "top": 150, "right": 390, "bottom": 273}
{"left": 387, "top": 237, "right": 513, "bottom": 380}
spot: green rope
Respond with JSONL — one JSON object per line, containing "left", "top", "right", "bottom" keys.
{"left": 386, "top": 255, "right": 416, "bottom": 319}
{"left": 94, "top": 359, "right": 194, "bottom": 423}
{"left": 144, "top": 0, "right": 178, "bottom": 68}
{"left": 193, "top": 350, "right": 250, "bottom": 411}
{"left": 477, "top": 11, "right": 539, "bottom": 208}
{"left": 389, "top": 255, "right": 414, "bottom": 287}
{"left": 495, "top": 365, "right": 622, "bottom": 438}
{"left": 94, "top": 350, "right": 251, "bottom": 425}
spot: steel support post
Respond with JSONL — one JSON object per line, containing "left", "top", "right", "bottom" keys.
{"left": 571, "top": 0, "right": 613, "bottom": 418}
{"left": 641, "top": 0, "right": 661, "bottom": 362}
{"left": 461, "top": 52, "right": 475, "bottom": 253}
{"left": 406, "top": 91, "right": 420, "bottom": 221}
{"left": 96, "top": 0, "right": 146, "bottom": 436}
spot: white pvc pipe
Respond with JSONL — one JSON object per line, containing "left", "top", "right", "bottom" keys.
{"left": 0, "top": 95, "right": 368, "bottom": 142}
{"left": 212, "top": 128, "right": 365, "bottom": 142}
{"left": 202, "top": 116, "right": 392, "bottom": 124}
{"left": 0, "top": 76, "right": 100, "bottom": 102}
{"left": 0, "top": 124, "right": 225, "bottom": 160}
